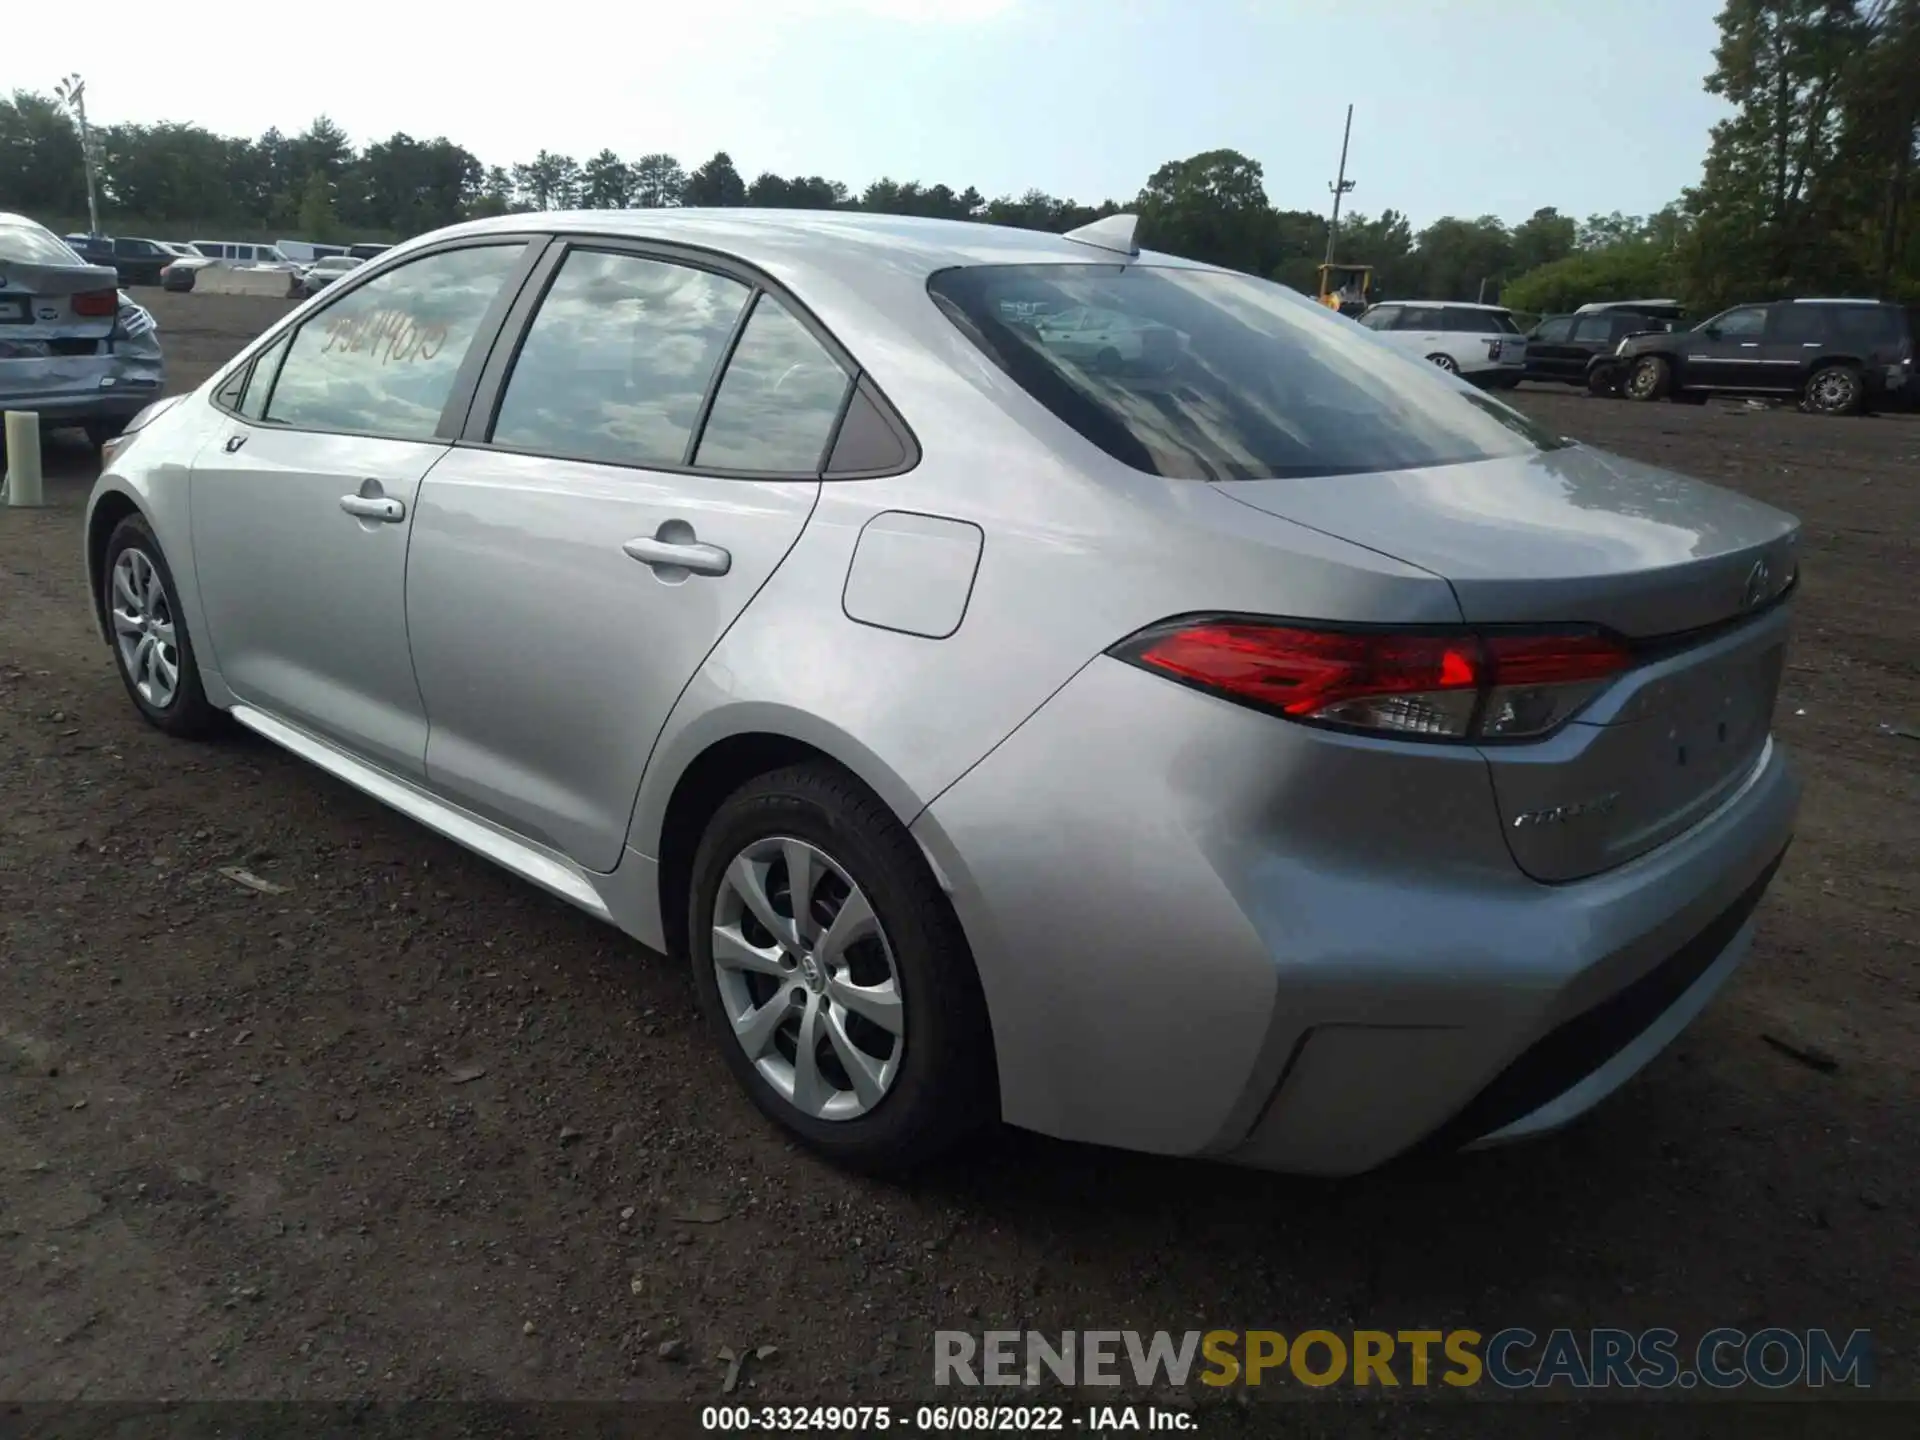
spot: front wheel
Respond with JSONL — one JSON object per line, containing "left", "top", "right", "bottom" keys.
{"left": 688, "top": 763, "right": 996, "bottom": 1171}
{"left": 103, "top": 514, "right": 219, "bottom": 738}
{"left": 1624, "top": 355, "right": 1672, "bottom": 401}
{"left": 1426, "top": 352, "right": 1461, "bottom": 375}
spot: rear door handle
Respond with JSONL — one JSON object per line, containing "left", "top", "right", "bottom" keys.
{"left": 622, "top": 536, "right": 732, "bottom": 577}
{"left": 340, "top": 493, "right": 406, "bottom": 523}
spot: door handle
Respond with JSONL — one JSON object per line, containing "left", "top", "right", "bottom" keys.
{"left": 340, "top": 493, "right": 406, "bottom": 522}
{"left": 623, "top": 535, "right": 731, "bottom": 576}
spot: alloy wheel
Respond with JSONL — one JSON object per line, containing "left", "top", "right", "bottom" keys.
{"left": 1626, "top": 361, "right": 1660, "bottom": 399}
{"left": 1809, "top": 370, "right": 1855, "bottom": 413}
{"left": 711, "top": 836, "right": 904, "bottom": 1121}
{"left": 1429, "top": 353, "right": 1459, "bottom": 374}
{"left": 110, "top": 547, "right": 181, "bottom": 709}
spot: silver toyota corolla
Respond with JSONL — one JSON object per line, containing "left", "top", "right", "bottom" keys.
{"left": 84, "top": 210, "right": 1801, "bottom": 1174}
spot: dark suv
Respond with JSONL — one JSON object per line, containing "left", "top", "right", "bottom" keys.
{"left": 1524, "top": 309, "right": 1678, "bottom": 390}
{"left": 1616, "top": 299, "right": 1917, "bottom": 415}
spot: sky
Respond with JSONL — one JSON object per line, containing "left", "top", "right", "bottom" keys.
{"left": 8, "top": 0, "right": 1731, "bottom": 228}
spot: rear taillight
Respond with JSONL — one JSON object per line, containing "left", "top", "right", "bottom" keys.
{"left": 72, "top": 289, "right": 118, "bottom": 317}
{"left": 1111, "top": 620, "right": 1633, "bottom": 742}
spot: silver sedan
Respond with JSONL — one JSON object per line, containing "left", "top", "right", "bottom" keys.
{"left": 83, "top": 210, "right": 1800, "bottom": 1174}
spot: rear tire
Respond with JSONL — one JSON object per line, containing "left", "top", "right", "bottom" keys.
{"left": 687, "top": 762, "right": 996, "bottom": 1172}
{"left": 102, "top": 514, "right": 219, "bottom": 739}
{"left": 1426, "top": 353, "right": 1460, "bottom": 375}
{"left": 1624, "top": 355, "right": 1671, "bottom": 401}
{"left": 1802, "top": 364, "right": 1863, "bottom": 416}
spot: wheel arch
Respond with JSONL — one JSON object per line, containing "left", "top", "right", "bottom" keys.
{"left": 85, "top": 485, "right": 147, "bottom": 645}
{"left": 636, "top": 706, "right": 936, "bottom": 965}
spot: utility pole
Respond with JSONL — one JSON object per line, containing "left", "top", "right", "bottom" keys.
{"left": 1323, "top": 103, "right": 1355, "bottom": 267}
{"left": 53, "top": 74, "right": 102, "bottom": 237}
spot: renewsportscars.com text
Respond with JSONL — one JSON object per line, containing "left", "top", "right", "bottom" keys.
{"left": 934, "top": 1327, "right": 1875, "bottom": 1391}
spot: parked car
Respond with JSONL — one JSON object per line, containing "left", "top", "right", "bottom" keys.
{"left": 83, "top": 210, "right": 1800, "bottom": 1176}
{"left": 160, "top": 255, "right": 220, "bottom": 292}
{"left": 108, "top": 236, "right": 179, "bottom": 286}
{"left": 190, "top": 240, "right": 297, "bottom": 268}
{"left": 1617, "top": 299, "right": 1918, "bottom": 414}
{"left": 1524, "top": 308, "right": 1677, "bottom": 390}
{"left": 1357, "top": 300, "right": 1528, "bottom": 386}
{"left": 346, "top": 242, "right": 393, "bottom": 261}
{"left": 1, "top": 213, "right": 164, "bottom": 449}
{"left": 295, "top": 253, "right": 363, "bottom": 297}
{"left": 278, "top": 239, "right": 351, "bottom": 265}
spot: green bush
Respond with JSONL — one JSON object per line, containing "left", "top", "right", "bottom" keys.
{"left": 1502, "top": 244, "right": 1674, "bottom": 315}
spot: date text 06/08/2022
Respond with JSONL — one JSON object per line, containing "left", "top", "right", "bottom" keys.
{"left": 700, "top": 1403, "right": 1193, "bottom": 1431}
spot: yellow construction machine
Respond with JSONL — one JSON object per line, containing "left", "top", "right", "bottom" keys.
{"left": 1316, "top": 263, "right": 1373, "bottom": 317}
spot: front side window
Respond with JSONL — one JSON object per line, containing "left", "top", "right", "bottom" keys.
{"left": 491, "top": 249, "right": 750, "bottom": 467}
{"left": 1704, "top": 306, "right": 1768, "bottom": 339}
{"left": 265, "top": 242, "right": 526, "bottom": 440}
{"left": 929, "top": 263, "right": 1568, "bottom": 482}
{"left": 695, "top": 294, "right": 851, "bottom": 472}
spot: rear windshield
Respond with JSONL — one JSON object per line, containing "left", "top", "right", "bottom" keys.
{"left": 928, "top": 264, "right": 1566, "bottom": 480}
{"left": 0, "top": 222, "right": 85, "bottom": 267}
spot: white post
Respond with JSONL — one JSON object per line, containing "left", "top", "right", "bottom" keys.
{"left": 4, "top": 412, "right": 45, "bottom": 507}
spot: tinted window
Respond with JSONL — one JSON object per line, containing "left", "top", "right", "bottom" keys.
{"left": 492, "top": 249, "right": 750, "bottom": 467}
{"left": 1826, "top": 305, "right": 1900, "bottom": 346}
{"left": 1571, "top": 314, "right": 1614, "bottom": 343}
{"left": 1706, "top": 306, "right": 1768, "bottom": 338}
{"left": 1398, "top": 306, "right": 1448, "bottom": 331}
{"left": 1768, "top": 304, "right": 1828, "bottom": 343}
{"left": 695, "top": 295, "right": 851, "bottom": 472}
{"left": 266, "top": 243, "right": 525, "bottom": 439}
{"left": 1533, "top": 317, "right": 1574, "bottom": 343}
{"left": 1440, "top": 309, "right": 1506, "bottom": 334}
{"left": 929, "top": 263, "right": 1568, "bottom": 482}
{"left": 1359, "top": 307, "right": 1400, "bottom": 331}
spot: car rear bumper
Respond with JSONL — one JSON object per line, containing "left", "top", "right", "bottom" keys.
{"left": 914, "top": 655, "right": 1799, "bottom": 1175}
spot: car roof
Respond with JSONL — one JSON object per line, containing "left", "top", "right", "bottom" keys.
{"left": 1368, "top": 299, "right": 1513, "bottom": 311}
{"left": 430, "top": 208, "right": 1215, "bottom": 280}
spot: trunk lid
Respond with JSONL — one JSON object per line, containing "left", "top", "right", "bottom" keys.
{"left": 1215, "top": 445, "right": 1800, "bottom": 881}
{"left": 0, "top": 259, "right": 122, "bottom": 344}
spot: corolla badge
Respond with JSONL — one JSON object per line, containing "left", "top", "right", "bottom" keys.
{"left": 1742, "top": 557, "right": 1773, "bottom": 610}
{"left": 1513, "top": 792, "right": 1621, "bottom": 829}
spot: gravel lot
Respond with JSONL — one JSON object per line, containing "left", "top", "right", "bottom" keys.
{"left": 1, "top": 291, "right": 1915, "bottom": 1421}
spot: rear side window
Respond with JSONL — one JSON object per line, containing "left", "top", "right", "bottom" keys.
{"left": 1571, "top": 314, "right": 1614, "bottom": 343}
{"left": 929, "top": 263, "right": 1568, "bottom": 481}
{"left": 1768, "top": 305, "right": 1828, "bottom": 343}
{"left": 265, "top": 242, "right": 526, "bottom": 440}
{"left": 1826, "top": 305, "right": 1901, "bottom": 346}
{"left": 491, "top": 249, "right": 751, "bottom": 467}
{"left": 694, "top": 294, "right": 851, "bottom": 472}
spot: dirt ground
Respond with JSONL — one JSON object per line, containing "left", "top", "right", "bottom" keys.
{"left": 1, "top": 291, "right": 1915, "bottom": 1421}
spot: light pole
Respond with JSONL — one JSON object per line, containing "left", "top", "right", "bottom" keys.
{"left": 53, "top": 74, "right": 102, "bottom": 237}
{"left": 1323, "top": 103, "right": 1355, "bottom": 267}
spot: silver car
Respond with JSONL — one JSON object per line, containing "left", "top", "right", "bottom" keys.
{"left": 2, "top": 212, "right": 165, "bottom": 448}
{"left": 83, "top": 210, "right": 1800, "bottom": 1175}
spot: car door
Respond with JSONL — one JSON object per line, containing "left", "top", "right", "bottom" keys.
{"left": 405, "top": 243, "right": 847, "bottom": 871}
{"left": 1758, "top": 302, "right": 1835, "bottom": 392}
{"left": 1397, "top": 306, "right": 1451, "bottom": 364}
{"left": 1682, "top": 305, "right": 1770, "bottom": 389}
{"left": 188, "top": 239, "right": 535, "bottom": 779}
{"left": 1527, "top": 316, "right": 1576, "bottom": 379}
{"left": 1566, "top": 312, "right": 1619, "bottom": 380}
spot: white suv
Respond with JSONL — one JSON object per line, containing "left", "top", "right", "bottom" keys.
{"left": 1358, "top": 301, "right": 1528, "bottom": 387}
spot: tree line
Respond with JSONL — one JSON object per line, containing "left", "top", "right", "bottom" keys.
{"left": 2, "top": 0, "right": 1912, "bottom": 315}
